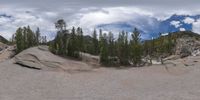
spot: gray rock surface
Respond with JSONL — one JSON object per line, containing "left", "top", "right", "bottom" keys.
{"left": 1, "top": 46, "right": 200, "bottom": 100}
{"left": 14, "top": 46, "right": 93, "bottom": 72}
{"left": 1, "top": 56, "right": 200, "bottom": 100}
{"left": 175, "top": 37, "right": 200, "bottom": 57}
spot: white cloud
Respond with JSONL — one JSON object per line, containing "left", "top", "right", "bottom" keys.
{"left": 180, "top": 28, "right": 186, "bottom": 31}
{"left": 68, "top": 7, "right": 155, "bottom": 35}
{"left": 0, "top": 1, "right": 200, "bottom": 40}
{"left": 0, "top": 7, "right": 57, "bottom": 40}
{"left": 183, "top": 17, "right": 195, "bottom": 24}
{"left": 76, "top": 7, "right": 153, "bottom": 26}
{"left": 182, "top": 17, "right": 200, "bottom": 34}
{"left": 0, "top": 16, "right": 12, "bottom": 25}
{"left": 161, "top": 33, "right": 169, "bottom": 36}
{"left": 193, "top": 19, "right": 200, "bottom": 34}
{"left": 170, "top": 21, "right": 181, "bottom": 28}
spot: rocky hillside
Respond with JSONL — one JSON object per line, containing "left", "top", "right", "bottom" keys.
{"left": 143, "top": 31, "right": 200, "bottom": 62}
{"left": 173, "top": 31, "right": 200, "bottom": 57}
{"left": 158, "top": 31, "right": 200, "bottom": 58}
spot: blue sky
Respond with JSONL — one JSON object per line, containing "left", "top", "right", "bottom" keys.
{"left": 0, "top": 0, "right": 200, "bottom": 40}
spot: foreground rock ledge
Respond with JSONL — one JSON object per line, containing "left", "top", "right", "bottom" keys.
{"left": 14, "top": 46, "right": 93, "bottom": 72}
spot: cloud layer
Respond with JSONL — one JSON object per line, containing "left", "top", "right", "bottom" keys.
{"left": 0, "top": 0, "right": 200, "bottom": 40}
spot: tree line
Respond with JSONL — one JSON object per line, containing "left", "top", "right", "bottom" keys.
{"left": 49, "top": 19, "right": 145, "bottom": 66}
{"left": 13, "top": 26, "right": 47, "bottom": 53}
{"left": 49, "top": 19, "right": 83, "bottom": 58}
{"left": 14, "top": 19, "right": 175, "bottom": 67}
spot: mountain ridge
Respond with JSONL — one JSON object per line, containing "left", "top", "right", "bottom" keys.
{"left": 97, "top": 14, "right": 200, "bottom": 40}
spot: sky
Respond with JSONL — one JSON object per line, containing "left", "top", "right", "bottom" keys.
{"left": 0, "top": 0, "right": 200, "bottom": 40}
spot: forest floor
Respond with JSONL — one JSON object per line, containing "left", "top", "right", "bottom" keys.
{"left": 0, "top": 46, "right": 200, "bottom": 100}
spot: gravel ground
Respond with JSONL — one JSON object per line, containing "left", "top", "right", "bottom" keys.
{"left": 0, "top": 55, "right": 200, "bottom": 100}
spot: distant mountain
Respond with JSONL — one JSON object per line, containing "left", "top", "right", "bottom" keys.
{"left": 158, "top": 14, "right": 200, "bottom": 33}
{"left": 97, "top": 14, "right": 200, "bottom": 40}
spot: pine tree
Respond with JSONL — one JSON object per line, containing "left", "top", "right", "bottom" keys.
{"left": 27, "top": 26, "right": 36, "bottom": 47}
{"left": 130, "top": 28, "right": 142, "bottom": 66}
{"left": 41, "top": 36, "right": 47, "bottom": 44}
{"left": 11, "top": 34, "right": 16, "bottom": 44}
{"left": 149, "top": 37, "right": 155, "bottom": 64}
{"left": 67, "top": 27, "right": 79, "bottom": 58}
{"left": 92, "top": 29, "right": 99, "bottom": 55}
{"left": 22, "top": 27, "right": 27, "bottom": 49}
{"left": 15, "top": 27, "right": 24, "bottom": 53}
{"left": 51, "top": 20, "right": 83, "bottom": 58}
{"left": 55, "top": 19, "right": 66, "bottom": 32}
{"left": 35, "top": 27, "right": 41, "bottom": 45}
{"left": 100, "top": 33, "right": 109, "bottom": 65}
{"left": 52, "top": 19, "right": 68, "bottom": 55}
{"left": 158, "top": 32, "right": 164, "bottom": 64}
{"left": 167, "top": 33, "right": 174, "bottom": 55}
{"left": 80, "top": 28, "right": 84, "bottom": 52}
{"left": 15, "top": 26, "right": 40, "bottom": 53}
{"left": 77, "top": 27, "right": 84, "bottom": 53}
{"left": 108, "top": 32, "right": 115, "bottom": 57}
{"left": 99, "top": 29, "right": 103, "bottom": 40}
{"left": 99, "top": 29, "right": 103, "bottom": 47}
{"left": 117, "top": 31, "right": 130, "bottom": 65}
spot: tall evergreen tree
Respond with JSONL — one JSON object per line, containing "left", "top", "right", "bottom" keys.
{"left": 15, "top": 27, "right": 24, "bottom": 53}
{"left": 130, "top": 28, "right": 142, "bottom": 66}
{"left": 117, "top": 31, "right": 130, "bottom": 65}
{"left": 67, "top": 27, "right": 79, "bottom": 58}
{"left": 99, "top": 29, "right": 103, "bottom": 47}
{"left": 15, "top": 26, "right": 40, "bottom": 53}
{"left": 167, "top": 33, "right": 174, "bottom": 55}
{"left": 92, "top": 29, "right": 99, "bottom": 55}
{"left": 27, "top": 26, "right": 36, "bottom": 47}
{"left": 108, "top": 32, "right": 115, "bottom": 57}
{"left": 100, "top": 33, "right": 109, "bottom": 65}
{"left": 158, "top": 32, "right": 164, "bottom": 64}
{"left": 35, "top": 27, "right": 41, "bottom": 45}
{"left": 99, "top": 29, "right": 103, "bottom": 40}
{"left": 51, "top": 19, "right": 83, "bottom": 59}
{"left": 52, "top": 19, "right": 68, "bottom": 55}
{"left": 55, "top": 19, "right": 66, "bottom": 32}
{"left": 76, "top": 27, "right": 84, "bottom": 55}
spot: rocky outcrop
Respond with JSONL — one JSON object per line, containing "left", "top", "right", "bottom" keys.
{"left": 14, "top": 46, "right": 63, "bottom": 70}
{"left": 14, "top": 46, "right": 93, "bottom": 72}
{"left": 175, "top": 37, "right": 200, "bottom": 58}
{"left": 0, "top": 43, "right": 15, "bottom": 62}
{"left": 81, "top": 53, "right": 100, "bottom": 67}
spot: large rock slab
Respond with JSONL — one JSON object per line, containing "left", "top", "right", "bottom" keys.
{"left": 14, "top": 46, "right": 93, "bottom": 72}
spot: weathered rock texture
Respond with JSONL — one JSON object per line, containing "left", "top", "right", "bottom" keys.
{"left": 175, "top": 33, "right": 200, "bottom": 58}
{"left": 14, "top": 46, "right": 93, "bottom": 72}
